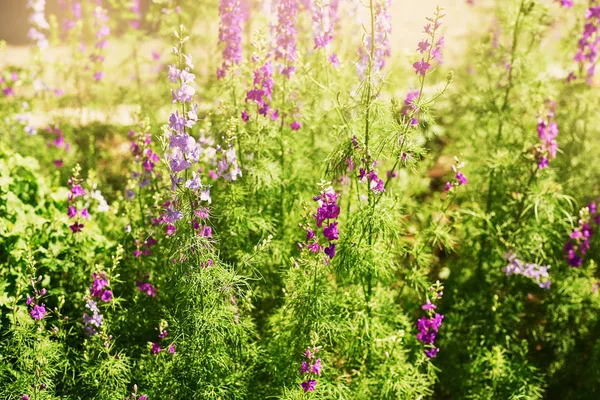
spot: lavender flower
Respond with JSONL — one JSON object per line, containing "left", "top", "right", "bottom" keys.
{"left": 571, "top": 2, "right": 600, "bottom": 84}
{"left": 90, "top": 3, "right": 110, "bottom": 82}
{"left": 218, "top": 0, "right": 244, "bottom": 78}
{"left": 27, "top": 0, "right": 49, "bottom": 49}
{"left": 412, "top": 8, "right": 445, "bottom": 77}
{"left": 536, "top": 100, "right": 559, "bottom": 169}
{"left": 299, "top": 346, "right": 322, "bottom": 393}
{"left": 444, "top": 157, "right": 468, "bottom": 192}
{"left": 303, "top": 186, "right": 341, "bottom": 260}
{"left": 275, "top": 0, "right": 298, "bottom": 78}
{"left": 30, "top": 304, "right": 47, "bottom": 320}
{"left": 503, "top": 252, "right": 552, "bottom": 289}
{"left": 357, "top": 0, "right": 391, "bottom": 79}
{"left": 565, "top": 202, "right": 599, "bottom": 267}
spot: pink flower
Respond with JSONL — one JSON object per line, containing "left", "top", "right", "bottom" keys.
{"left": 413, "top": 59, "right": 431, "bottom": 76}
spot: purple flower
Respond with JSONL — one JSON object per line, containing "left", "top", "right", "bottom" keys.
{"left": 300, "top": 361, "right": 310, "bottom": 374}
{"left": 274, "top": 0, "right": 298, "bottom": 77}
{"left": 22, "top": 395, "right": 30, "bottom": 400}
{"left": 413, "top": 59, "right": 431, "bottom": 76}
{"left": 168, "top": 343, "right": 176, "bottom": 354}
{"left": 71, "top": 185, "right": 85, "bottom": 197}
{"left": 421, "top": 299, "right": 436, "bottom": 310}
{"left": 69, "top": 222, "right": 84, "bottom": 233}
{"left": 30, "top": 304, "right": 47, "bottom": 320}
{"left": 425, "top": 347, "right": 439, "bottom": 358}
{"left": 311, "top": 358, "right": 322, "bottom": 375}
{"left": 324, "top": 243, "right": 336, "bottom": 259}
{"left": 218, "top": 0, "right": 244, "bottom": 77}
{"left": 301, "top": 380, "right": 317, "bottom": 393}
{"left": 101, "top": 290, "right": 113, "bottom": 302}
{"left": 323, "top": 222, "right": 339, "bottom": 241}
{"left": 290, "top": 120, "right": 301, "bottom": 131}
{"left": 357, "top": 0, "right": 391, "bottom": 78}
{"left": 151, "top": 342, "right": 161, "bottom": 354}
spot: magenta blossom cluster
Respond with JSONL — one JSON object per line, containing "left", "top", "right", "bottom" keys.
{"left": 130, "top": 0, "right": 142, "bottom": 29}
{"left": 444, "top": 157, "right": 468, "bottom": 192}
{"left": 133, "top": 236, "right": 157, "bottom": 258}
{"left": 555, "top": 0, "right": 573, "bottom": 7}
{"left": 90, "top": 272, "right": 113, "bottom": 302}
{"left": 571, "top": 2, "right": 600, "bottom": 84}
{"left": 299, "top": 347, "right": 322, "bottom": 393}
{"left": 27, "top": 0, "right": 49, "bottom": 49}
{"left": 151, "top": 327, "right": 176, "bottom": 355}
{"left": 358, "top": 162, "right": 385, "bottom": 194}
{"left": 357, "top": 0, "right": 391, "bottom": 78}
{"left": 90, "top": 2, "right": 110, "bottom": 82}
{"left": 536, "top": 100, "right": 559, "bottom": 169}
{"left": 565, "top": 202, "right": 600, "bottom": 267}
{"left": 67, "top": 174, "right": 88, "bottom": 233}
{"left": 503, "top": 252, "right": 551, "bottom": 290}
{"left": 275, "top": 0, "right": 298, "bottom": 78}
{"left": 216, "top": 145, "right": 242, "bottom": 181}
{"left": 137, "top": 274, "right": 157, "bottom": 297}
{"left": 416, "top": 285, "right": 444, "bottom": 358}
{"left": 413, "top": 8, "right": 445, "bottom": 77}
{"left": 303, "top": 187, "right": 341, "bottom": 259}
{"left": 83, "top": 299, "right": 103, "bottom": 336}
{"left": 166, "top": 52, "right": 201, "bottom": 177}
{"left": 1, "top": 70, "right": 19, "bottom": 97}
{"left": 312, "top": 0, "right": 340, "bottom": 52}
{"left": 45, "top": 125, "right": 70, "bottom": 168}
{"left": 26, "top": 280, "right": 48, "bottom": 321}
{"left": 401, "top": 90, "right": 420, "bottom": 126}
{"left": 245, "top": 59, "right": 277, "bottom": 119}
{"left": 60, "top": 0, "right": 82, "bottom": 32}
{"left": 218, "top": 0, "right": 244, "bottom": 78}
{"left": 126, "top": 129, "right": 161, "bottom": 200}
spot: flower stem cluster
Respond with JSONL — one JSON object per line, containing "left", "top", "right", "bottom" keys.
{"left": 565, "top": 202, "right": 600, "bottom": 267}
{"left": 67, "top": 166, "right": 89, "bottom": 234}
{"left": 26, "top": 276, "right": 48, "bottom": 321}
{"left": 299, "top": 346, "right": 322, "bottom": 393}
{"left": 503, "top": 252, "right": 552, "bottom": 289}
{"left": 416, "top": 282, "right": 444, "bottom": 358}
{"left": 444, "top": 157, "right": 468, "bottom": 192}
{"left": 27, "top": 0, "right": 49, "bottom": 50}
{"left": 90, "top": 2, "right": 110, "bottom": 82}
{"left": 571, "top": 1, "right": 600, "bottom": 84}
{"left": 218, "top": 0, "right": 244, "bottom": 78}
{"left": 535, "top": 100, "right": 558, "bottom": 170}
{"left": 357, "top": 0, "right": 391, "bottom": 78}
{"left": 412, "top": 7, "right": 445, "bottom": 77}
{"left": 301, "top": 185, "right": 340, "bottom": 260}
{"left": 275, "top": 0, "right": 298, "bottom": 78}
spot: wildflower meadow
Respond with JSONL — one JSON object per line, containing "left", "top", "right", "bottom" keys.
{"left": 1, "top": 0, "right": 600, "bottom": 399}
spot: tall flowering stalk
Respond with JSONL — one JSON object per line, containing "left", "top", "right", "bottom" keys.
{"left": 163, "top": 25, "right": 212, "bottom": 237}
{"left": 91, "top": 2, "right": 110, "bottom": 82}
{"left": 218, "top": 0, "right": 244, "bottom": 79}
{"left": 130, "top": 0, "right": 142, "bottom": 29}
{"left": 275, "top": 0, "right": 298, "bottom": 78}
{"left": 312, "top": 0, "right": 339, "bottom": 51}
{"left": 565, "top": 202, "right": 600, "bottom": 267}
{"left": 356, "top": 0, "right": 391, "bottom": 79}
{"left": 67, "top": 166, "right": 89, "bottom": 234}
{"left": 535, "top": 100, "right": 559, "bottom": 169}
{"left": 299, "top": 346, "right": 322, "bottom": 393}
{"left": 571, "top": 1, "right": 600, "bottom": 84}
{"left": 301, "top": 185, "right": 341, "bottom": 260}
{"left": 503, "top": 252, "right": 551, "bottom": 289}
{"left": 27, "top": 0, "right": 49, "bottom": 50}
{"left": 416, "top": 282, "right": 444, "bottom": 358}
